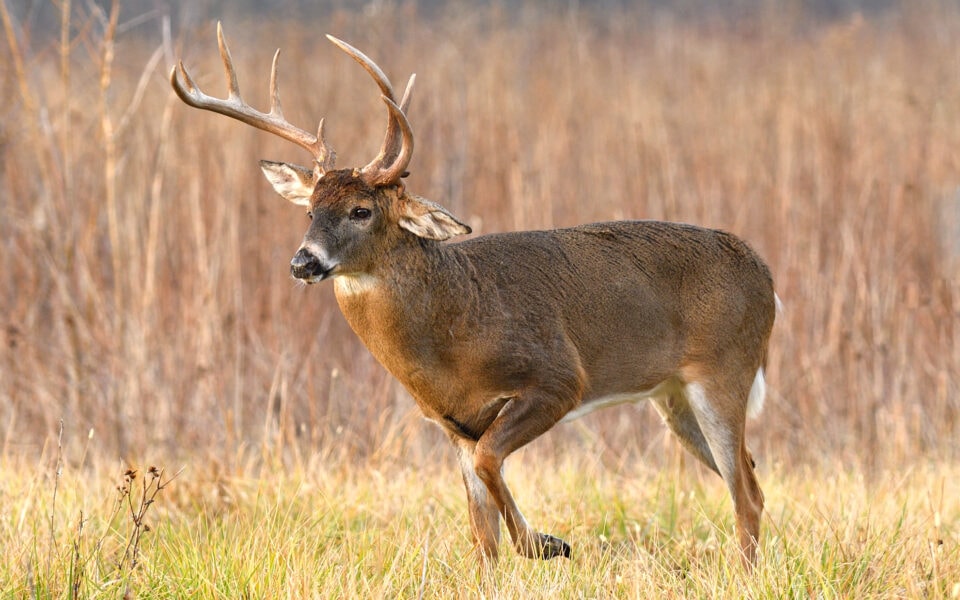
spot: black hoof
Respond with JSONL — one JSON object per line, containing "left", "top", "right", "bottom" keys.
{"left": 523, "top": 533, "right": 571, "bottom": 560}
{"left": 549, "top": 536, "right": 572, "bottom": 560}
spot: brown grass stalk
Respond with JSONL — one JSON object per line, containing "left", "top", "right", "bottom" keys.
{"left": 0, "top": 2, "right": 957, "bottom": 475}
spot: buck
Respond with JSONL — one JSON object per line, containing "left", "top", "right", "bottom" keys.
{"left": 171, "top": 24, "right": 776, "bottom": 566}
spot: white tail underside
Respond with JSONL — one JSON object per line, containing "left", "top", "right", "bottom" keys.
{"left": 747, "top": 367, "right": 766, "bottom": 419}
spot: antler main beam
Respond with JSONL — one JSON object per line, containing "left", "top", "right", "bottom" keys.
{"left": 326, "top": 35, "right": 416, "bottom": 186}
{"left": 170, "top": 22, "right": 336, "bottom": 172}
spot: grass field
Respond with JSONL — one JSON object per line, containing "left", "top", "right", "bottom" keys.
{"left": 3, "top": 449, "right": 959, "bottom": 598}
{"left": 2, "top": 0, "right": 959, "bottom": 597}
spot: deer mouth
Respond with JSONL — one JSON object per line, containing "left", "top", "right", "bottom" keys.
{"left": 290, "top": 247, "right": 336, "bottom": 283}
{"left": 291, "top": 266, "right": 333, "bottom": 284}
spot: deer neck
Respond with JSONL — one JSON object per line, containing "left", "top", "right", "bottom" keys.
{"left": 333, "top": 236, "right": 451, "bottom": 302}
{"left": 332, "top": 238, "right": 464, "bottom": 393}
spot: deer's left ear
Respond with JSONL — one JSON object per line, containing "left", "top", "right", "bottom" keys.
{"left": 397, "top": 195, "right": 472, "bottom": 241}
{"left": 259, "top": 160, "right": 316, "bottom": 206}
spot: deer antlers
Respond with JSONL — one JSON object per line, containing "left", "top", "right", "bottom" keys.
{"left": 325, "top": 36, "right": 416, "bottom": 185}
{"left": 169, "top": 22, "right": 415, "bottom": 186}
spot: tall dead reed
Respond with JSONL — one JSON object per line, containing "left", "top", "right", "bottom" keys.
{"left": 1, "top": 1, "right": 957, "bottom": 473}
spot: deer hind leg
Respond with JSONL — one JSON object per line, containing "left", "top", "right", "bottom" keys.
{"left": 453, "top": 438, "right": 502, "bottom": 565}
{"left": 683, "top": 379, "right": 764, "bottom": 566}
{"left": 651, "top": 391, "right": 721, "bottom": 475}
{"left": 472, "top": 393, "right": 574, "bottom": 560}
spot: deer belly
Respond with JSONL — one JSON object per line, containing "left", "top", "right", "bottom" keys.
{"left": 560, "top": 379, "right": 677, "bottom": 423}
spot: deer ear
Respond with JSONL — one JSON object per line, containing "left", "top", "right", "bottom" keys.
{"left": 259, "top": 160, "right": 316, "bottom": 206}
{"left": 397, "top": 195, "right": 472, "bottom": 241}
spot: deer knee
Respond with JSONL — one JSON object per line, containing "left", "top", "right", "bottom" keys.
{"left": 472, "top": 443, "right": 501, "bottom": 487}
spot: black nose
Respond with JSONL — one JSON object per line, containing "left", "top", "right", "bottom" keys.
{"left": 290, "top": 248, "right": 325, "bottom": 280}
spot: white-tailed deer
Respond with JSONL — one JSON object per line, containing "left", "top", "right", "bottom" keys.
{"left": 171, "top": 24, "right": 776, "bottom": 566}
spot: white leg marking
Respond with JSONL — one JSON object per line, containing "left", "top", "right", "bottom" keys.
{"left": 684, "top": 382, "right": 737, "bottom": 479}
{"left": 458, "top": 445, "right": 491, "bottom": 503}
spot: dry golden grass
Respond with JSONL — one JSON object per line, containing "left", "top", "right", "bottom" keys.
{"left": 2, "top": 449, "right": 958, "bottom": 597}
{"left": 1, "top": 0, "right": 959, "bottom": 596}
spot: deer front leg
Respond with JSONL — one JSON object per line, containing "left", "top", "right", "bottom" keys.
{"left": 454, "top": 438, "right": 501, "bottom": 565}
{"left": 472, "top": 393, "right": 574, "bottom": 560}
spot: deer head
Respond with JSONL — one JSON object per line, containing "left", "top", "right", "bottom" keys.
{"left": 170, "top": 23, "right": 470, "bottom": 285}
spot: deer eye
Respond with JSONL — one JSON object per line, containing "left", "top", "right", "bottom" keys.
{"left": 306, "top": 210, "right": 313, "bottom": 221}
{"left": 350, "top": 207, "right": 372, "bottom": 221}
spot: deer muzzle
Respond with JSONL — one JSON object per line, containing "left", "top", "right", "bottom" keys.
{"left": 290, "top": 247, "right": 331, "bottom": 282}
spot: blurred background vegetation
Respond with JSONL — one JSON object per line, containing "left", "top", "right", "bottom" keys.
{"left": 1, "top": 0, "right": 958, "bottom": 475}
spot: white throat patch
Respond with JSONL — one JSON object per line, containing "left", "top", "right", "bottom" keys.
{"left": 334, "top": 273, "right": 380, "bottom": 296}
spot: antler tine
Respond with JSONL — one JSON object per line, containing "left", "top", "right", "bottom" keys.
{"left": 362, "top": 95, "right": 414, "bottom": 186}
{"left": 216, "top": 22, "right": 241, "bottom": 99}
{"left": 399, "top": 73, "right": 416, "bottom": 115}
{"left": 366, "top": 74, "right": 415, "bottom": 178}
{"left": 269, "top": 49, "right": 284, "bottom": 118}
{"left": 386, "top": 95, "right": 414, "bottom": 179}
{"left": 366, "top": 75, "right": 415, "bottom": 183}
{"left": 315, "top": 118, "right": 335, "bottom": 171}
{"left": 170, "top": 22, "right": 335, "bottom": 173}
